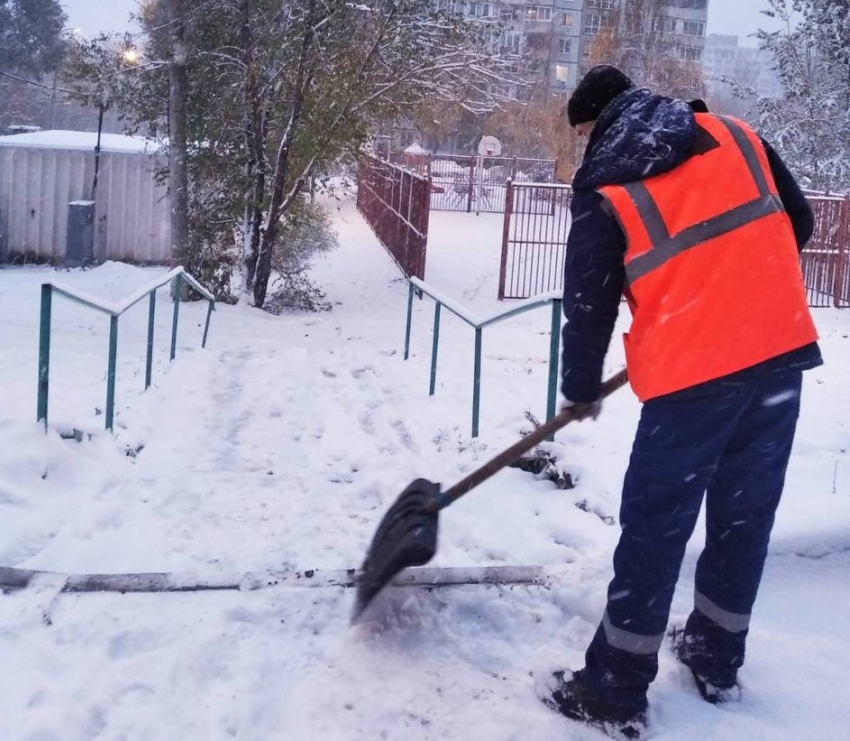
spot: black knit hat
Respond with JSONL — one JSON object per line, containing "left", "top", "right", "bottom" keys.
{"left": 567, "top": 65, "right": 635, "bottom": 127}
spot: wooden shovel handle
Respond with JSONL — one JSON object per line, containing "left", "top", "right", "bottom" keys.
{"left": 431, "top": 368, "right": 629, "bottom": 512}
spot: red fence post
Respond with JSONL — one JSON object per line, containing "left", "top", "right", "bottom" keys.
{"left": 550, "top": 158, "right": 558, "bottom": 216}
{"left": 466, "top": 158, "right": 475, "bottom": 214}
{"left": 834, "top": 196, "right": 850, "bottom": 308}
{"left": 498, "top": 180, "right": 514, "bottom": 300}
{"left": 404, "top": 170, "right": 414, "bottom": 275}
{"left": 417, "top": 176, "right": 431, "bottom": 279}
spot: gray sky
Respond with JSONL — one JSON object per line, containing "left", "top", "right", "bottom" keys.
{"left": 62, "top": 0, "right": 139, "bottom": 36}
{"left": 706, "top": 0, "right": 790, "bottom": 45}
{"left": 62, "top": 0, "right": 787, "bottom": 47}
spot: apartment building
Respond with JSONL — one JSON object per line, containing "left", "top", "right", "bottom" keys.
{"left": 388, "top": 1, "right": 710, "bottom": 152}
{"left": 702, "top": 34, "right": 783, "bottom": 100}
{"left": 488, "top": 0, "right": 709, "bottom": 95}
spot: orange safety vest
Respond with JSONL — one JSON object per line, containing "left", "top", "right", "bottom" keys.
{"left": 598, "top": 113, "right": 818, "bottom": 402}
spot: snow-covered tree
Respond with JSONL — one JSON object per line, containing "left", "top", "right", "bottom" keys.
{"left": 755, "top": 0, "right": 850, "bottom": 191}
{"left": 0, "top": 0, "right": 67, "bottom": 129}
{"left": 0, "top": 0, "right": 66, "bottom": 75}
{"left": 72, "top": 0, "right": 518, "bottom": 308}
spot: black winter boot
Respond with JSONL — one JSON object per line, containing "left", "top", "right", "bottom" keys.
{"left": 669, "top": 627, "right": 742, "bottom": 704}
{"left": 538, "top": 669, "right": 648, "bottom": 740}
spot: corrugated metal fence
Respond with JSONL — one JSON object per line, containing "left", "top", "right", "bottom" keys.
{"left": 0, "top": 146, "right": 171, "bottom": 264}
{"left": 500, "top": 183, "right": 850, "bottom": 308}
{"left": 356, "top": 155, "right": 430, "bottom": 280}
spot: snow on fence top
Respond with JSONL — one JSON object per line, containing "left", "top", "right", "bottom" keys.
{"left": 0, "top": 129, "right": 161, "bottom": 155}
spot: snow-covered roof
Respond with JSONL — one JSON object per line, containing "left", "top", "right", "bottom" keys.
{"left": 0, "top": 129, "right": 161, "bottom": 154}
{"left": 403, "top": 142, "right": 428, "bottom": 155}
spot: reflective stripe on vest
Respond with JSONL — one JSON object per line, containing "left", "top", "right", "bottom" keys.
{"left": 623, "top": 116, "right": 783, "bottom": 286}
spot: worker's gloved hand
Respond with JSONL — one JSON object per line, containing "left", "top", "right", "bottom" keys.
{"left": 560, "top": 398, "right": 602, "bottom": 421}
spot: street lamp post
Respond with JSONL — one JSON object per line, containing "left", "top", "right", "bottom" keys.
{"left": 91, "top": 94, "right": 108, "bottom": 202}
{"left": 89, "top": 53, "right": 165, "bottom": 206}
{"left": 81, "top": 32, "right": 188, "bottom": 273}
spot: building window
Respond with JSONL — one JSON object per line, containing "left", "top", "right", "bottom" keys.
{"left": 525, "top": 6, "right": 552, "bottom": 22}
{"left": 555, "top": 64, "right": 569, "bottom": 83}
{"left": 501, "top": 30, "right": 522, "bottom": 54}
{"left": 558, "top": 38, "right": 572, "bottom": 55}
{"left": 680, "top": 46, "right": 703, "bottom": 62}
{"left": 584, "top": 13, "right": 602, "bottom": 35}
{"left": 655, "top": 17, "right": 678, "bottom": 33}
{"left": 560, "top": 13, "right": 574, "bottom": 30}
{"left": 464, "top": 2, "right": 493, "bottom": 17}
{"left": 526, "top": 32, "right": 550, "bottom": 52}
{"left": 682, "top": 20, "right": 705, "bottom": 36}
{"left": 499, "top": 4, "right": 519, "bottom": 21}
{"left": 587, "top": 0, "right": 614, "bottom": 9}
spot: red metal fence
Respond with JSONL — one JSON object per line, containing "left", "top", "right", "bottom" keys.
{"left": 499, "top": 183, "right": 850, "bottom": 308}
{"left": 388, "top": 153, "right": 557, "bottom": 214}
{"left": 356, "top": 156, "right": 849, "bottom": 307}
{"left": 800, "top": 194, "right": 850, "bottom": 308}
{"left": 499, "top": 181, "right": 573, "bottom": 299}
{"left": 356, "top": 155, "right": 430, "bottom": 280}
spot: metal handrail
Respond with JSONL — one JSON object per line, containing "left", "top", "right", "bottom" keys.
{"left": 37, "top": 267, "right": 215, "bottom": 431}
{"left": 404, "top": 277, "right": 562, "bottom": 438}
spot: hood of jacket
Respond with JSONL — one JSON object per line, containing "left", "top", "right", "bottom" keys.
{"left": 572, "top": 87, "right": 697, "bottom": 191}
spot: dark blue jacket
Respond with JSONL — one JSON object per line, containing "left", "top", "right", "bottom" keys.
{"left": 561, "top": 89, "right": 822, "bottom": 402}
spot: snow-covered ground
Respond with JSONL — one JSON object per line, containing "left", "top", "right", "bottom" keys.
{"left": 1, "top": 196, "right": 849, "bottom": 740}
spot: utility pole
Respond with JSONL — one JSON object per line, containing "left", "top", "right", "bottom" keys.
{"left": 165, "top": 0, "right": 189, "bottom": 268}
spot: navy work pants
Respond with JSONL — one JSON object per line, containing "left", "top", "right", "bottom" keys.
{"left": 582, "top": 367, "right": 803, "bottom": 711}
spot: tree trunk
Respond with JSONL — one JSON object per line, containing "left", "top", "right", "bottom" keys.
{"left": 251, "top": 23, "right": 317, "bottom": 308}
{"left": 252, "top": 161, "right": 292, "bottom": 309}
{"left": 251, "top": 229, "right": 275, "bottom": 308}
{"left": 240, "top": 0, "right": 266, "bottom": 294}
{"left": 243, "top": 122, "right": 266, "bottom": 294}
{"left": 252, "top": 148, "right": 313, "bottom": 308}
{"left": 166, "top": 0, "right": 190, "bottom": 269}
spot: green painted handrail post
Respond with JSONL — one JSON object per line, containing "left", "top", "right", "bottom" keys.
{"left": 201, "top": 299, "right": 213, "bottom": 348}
{"left": 105, "top": 314, "right": 119, "bottom": 430}
{"left": 404, "top": 281, "right": 415, "bottom": 360}
{"left": 546, "top": 298, "right": 562, "bottom": 441}
{"left": 472, "top": 327, "right": 482, "bottom": 438}
{"left": 37, "top": 284, "right": 53, "bottom": 427}
{"left": 145, "top": 289, "right": 156, "bottom": 389}
{"left": 429, "top": 302, "right": 442, "bottom": 396}
{"left": 170, "top": 273, "right": 182, "bottom": 361}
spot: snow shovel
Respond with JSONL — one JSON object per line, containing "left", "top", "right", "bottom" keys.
{"left": 352, "top": 368, "right": 629, "bottom": 622}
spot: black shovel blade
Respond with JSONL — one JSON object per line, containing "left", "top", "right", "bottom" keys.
{"left": 352, "top": 478, "right": 441, "bottom": 622}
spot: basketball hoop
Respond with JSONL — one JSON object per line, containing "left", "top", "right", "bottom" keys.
{"left": 478, "top": 136, "right": 502, "bottom": 157}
